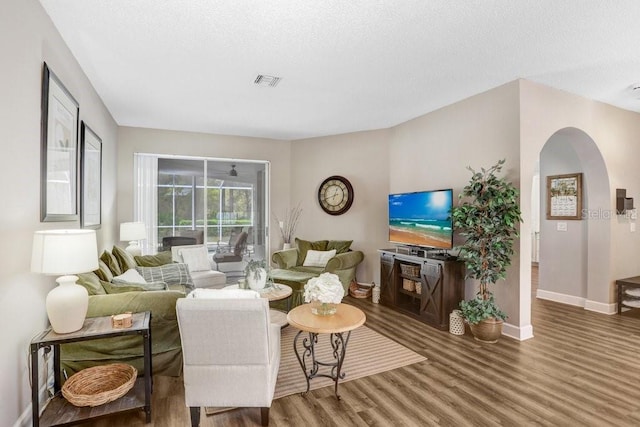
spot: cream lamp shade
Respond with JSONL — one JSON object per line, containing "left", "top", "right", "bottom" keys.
{"left": 120, "top": 222, "right": 146, "bottom": 257}
{"left": 31, "top": 229, "right": 99, "bottom": 334}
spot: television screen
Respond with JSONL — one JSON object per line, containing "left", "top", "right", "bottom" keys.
{"left": 388, "top": 189, "right": 453, "bottom": 250}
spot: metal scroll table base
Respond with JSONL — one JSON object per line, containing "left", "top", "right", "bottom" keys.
{"left": 293, "top": 330, "right": 351, "bottom": 399}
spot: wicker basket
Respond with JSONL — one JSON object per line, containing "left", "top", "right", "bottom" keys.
{"left": 402, "top": 278, "right": 416, "bottom": 292}
{"left": 62, "top": 363, "right": 137, "bottom": 407}
{"left": 400, "top": 264, "right": 420, "bottom": 277}
{"left": 349, "top": 281, "right": 372, "bottom": 299}
{"left": 415, "top": 281, "right": 422, "bottom": 295}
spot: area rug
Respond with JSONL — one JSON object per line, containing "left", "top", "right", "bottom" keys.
{"left": 205, "top": 325, "right": 425, "bottom": 415}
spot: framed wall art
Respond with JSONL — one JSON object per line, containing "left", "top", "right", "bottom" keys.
{"left": 80, "top": 122, "right": 102, "bottom": 229}
{"left": 40, "top": 63, "right": 79, "bottom": 222}
{"left": 546, "top": 173, "right": 583, "bottom": 220}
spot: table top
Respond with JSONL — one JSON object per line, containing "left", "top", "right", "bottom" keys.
{"left": 223, "top": 283, "right": 292, "bottom": 301}
{"left": 287, "top": 303, "right": 366, "bottom": 334}
{"left": 32, "top": 311, "right": 151, "bottom": 346}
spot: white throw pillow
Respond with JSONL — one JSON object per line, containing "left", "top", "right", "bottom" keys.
{"left": 303, "top": 249, "right": 337, "bottom": 268}
{"left": 188, "top": 289, "right": 261, "bottom": 299}
{"left": 179, "top": 246, "right": 211, "bottom": 272}
{"left": 112, "top": 269, "right": 148, "bottom": 284}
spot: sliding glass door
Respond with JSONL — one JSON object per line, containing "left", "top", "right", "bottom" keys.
{"left": 136, "top": 155, "right": 269, "bottom": 258}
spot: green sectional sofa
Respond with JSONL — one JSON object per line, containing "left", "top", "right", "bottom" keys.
{"left": 60, "top": 248, "right": 190, "bottom": 378}
{"left": 270, "top": 238, "right": 364, "bottom": 308}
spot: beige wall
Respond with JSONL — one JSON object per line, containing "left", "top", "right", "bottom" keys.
{"left": 0, "top": 0, "right": 118, "bottom": 425}
{"left": 290, "top": 129, "right": 391, "bottom": 284}
{"left": 520, "top": 80, "right": 640, "bottom": 315}
{"left": 116, "top": 126, "right": 292, "bottom": 254}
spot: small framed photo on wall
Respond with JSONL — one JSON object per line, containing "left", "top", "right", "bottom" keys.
{"left": 546, "top": 173, "right": 583, "bottom": 220}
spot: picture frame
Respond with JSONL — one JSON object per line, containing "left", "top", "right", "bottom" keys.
{"left": 40, "top": 63, "right": 79, "bottom": 222}
{"left": 80, "top": 122, "right": 102, "bottom": 229}
{"left": 546, "top": 173, "right": 583, "bottom": 220}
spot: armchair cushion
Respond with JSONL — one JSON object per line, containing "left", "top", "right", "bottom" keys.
{"left": 302, "top": 249, "right": 337, "bottom": 267}
{"left": 326, "top": 240, "right": 353, "bottom": 254}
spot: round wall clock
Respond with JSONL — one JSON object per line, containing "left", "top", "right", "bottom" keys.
{"left": 318, "top": 175, "right": 354, "bottom": 215}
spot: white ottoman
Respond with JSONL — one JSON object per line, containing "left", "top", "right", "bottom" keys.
{"left": 190, "top": 270, "right": 227, "bottom": 289}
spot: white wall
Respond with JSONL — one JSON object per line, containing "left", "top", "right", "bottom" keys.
{"left": 0, "top": 0, "right": 118, "bottom": 425}
{"left": 116, "top": 126, "right": 292, "bottom": 255}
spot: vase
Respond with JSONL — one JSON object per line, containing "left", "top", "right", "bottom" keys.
{"left": 468, "top": 317, "right": 503, "bottom": 343}
{"left": 283, "top": 243, "right": 292, "bottom": 250}
{"left": 247, "top": 268, "right": 267, "bottom": 291}
{"left": 310, "top": 300, "right": 338, "bottom": 316}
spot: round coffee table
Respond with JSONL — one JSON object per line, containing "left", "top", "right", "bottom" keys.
{"left": 223, "top": 284, "right": 293, "bottom": 327}
{"left": 287, "top": 303, "right": 366, "bottom": 399}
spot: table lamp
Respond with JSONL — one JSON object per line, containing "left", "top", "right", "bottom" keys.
{"left": 120, "top": 222, "right": 146, "bottom": 257}
{"left": 31, "top": 229, "right": 99, "bottom": 334}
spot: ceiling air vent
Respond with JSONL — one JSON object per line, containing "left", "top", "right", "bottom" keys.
{"left": 254, "top": 74, "right": 282, "bottom": 87}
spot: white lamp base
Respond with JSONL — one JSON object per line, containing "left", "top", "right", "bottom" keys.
{"left": 46, "top": 275, "right": 89, "bottom": 334}
{"left": 125, "top": 241, "right": 142, "bottom": 257}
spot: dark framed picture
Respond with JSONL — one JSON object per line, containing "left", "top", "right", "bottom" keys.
{"left": 80, "top": 122, "right": 102, "bottom": 229}
{"left": 40, "top": 63, "right": 79, "bottom": 222}
{"left": 546, "top": 173, "right": 583, "bottom": 220}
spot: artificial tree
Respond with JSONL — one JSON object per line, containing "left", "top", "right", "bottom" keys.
{"left": 450, "top": 159, "right": 522, "bottom": 341}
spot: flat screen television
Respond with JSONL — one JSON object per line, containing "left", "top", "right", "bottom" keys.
{"left": 388, "top": 189, "right": 453, "bottom": 250}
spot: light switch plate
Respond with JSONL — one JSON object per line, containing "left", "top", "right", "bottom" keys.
{"left": 557, "top": 222, "right": 568, "bottom": 232}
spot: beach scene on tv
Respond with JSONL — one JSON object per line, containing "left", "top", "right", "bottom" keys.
{"left": 388, "top": 190, "right": 453, "bottom": 249}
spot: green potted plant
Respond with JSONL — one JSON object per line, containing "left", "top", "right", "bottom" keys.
{"left": 450, "top": 159, "right": 522, "bottom": 343}
{"left": 244, "top": 259, "right": 268, "bottom": 290}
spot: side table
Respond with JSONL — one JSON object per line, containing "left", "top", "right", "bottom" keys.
{"left": 30, "top": 311, "right": 152, "bottom": 426}
{"left": 287, "top": 303, "right": 366, "bottom": 399}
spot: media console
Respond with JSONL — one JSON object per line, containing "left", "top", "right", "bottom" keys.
{"left": 379, "top": 249, "right": 465, "bottom": 330}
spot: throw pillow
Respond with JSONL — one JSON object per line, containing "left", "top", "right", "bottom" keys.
{"left": 302, "top": 249, "right": 337, "bottom": 268}
{"left": 113, "top": 268, "right": 148, "bottom": 284}
{"left": 326, "top": 240, "right": 353, "bottom": 254}
{"left": 76, "top": 272, "right": 107, "bottom": 295}
{"left": 112, "top": 245, "right": 137, "bottom": 272}
{"left": 136, "top": 263, "right": 195, "bottom": 292}
{"left": 295, "top": 238, "right": 329, "bottom": 265}
{"left": 94, "top": 260, "right": 114, "bottom": 283}
{"left": 178, "top": 246, "right": 211, "bottom": 272}
{"left": 187, "top": 289, "right": 260, "bottom": 299}
{"left": 100, "top": 250, "right": 122, "bottom": 276}
{"left": 134, "top": 251, "right": 172, "bottom": 267}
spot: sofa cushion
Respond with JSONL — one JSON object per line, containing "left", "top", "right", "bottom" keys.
{"left": 326, "top": 240, "right": 353, "bottom": 254}
{"left": 134, "top": 251, "right": 173, "bottom": 267}
{"left": 295, "top": 238, "right": 328, "bottom": 265}
{"left": 94, "top": 260, "right": 114, "bottom": 283}
{"left": 291, "top": 266, "right": 325, "bottom": 275}
{"left": 76, "top": 272, "right": 107, "bottom": 296}
{"left": 112, "top": 245, "right": 138, "bottom": 272}
{"left": 136, "top": 263, "right": 194, "bottom": 292}
{"left": 302, "top": 249, "right": 337, "bottom": 267}
{"left": 100, "top": 250, "right": 122, "bottom": 276}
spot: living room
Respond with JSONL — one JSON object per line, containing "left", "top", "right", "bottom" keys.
{"left": 4, "top": 1, "right": 640, "bottom": 426}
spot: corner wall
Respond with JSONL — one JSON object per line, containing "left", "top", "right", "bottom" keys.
{"left": 0, "top": 1, "right": 118, "bottom": 426}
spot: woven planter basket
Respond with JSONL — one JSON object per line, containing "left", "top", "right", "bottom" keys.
{"left": 62, "top": 363, "right": 137, "bottom": 407}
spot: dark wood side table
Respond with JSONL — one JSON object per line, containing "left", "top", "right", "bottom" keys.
{"left": 30, "top": 311, "right": 152, "bottom": 426}
{"left": 616, "top": 276, "right": 640, "bottom": 314}
{"left": 287, "top": 303, "right": 366, "bottom": 399}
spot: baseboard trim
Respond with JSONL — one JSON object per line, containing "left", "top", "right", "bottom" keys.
{"left": 536, "top": 289, "right": 586, "bottom": 307}
{"left": 503, "top": 322, "right": 534, "bottom": 341}
{"left": 584, "top": 300, "right": 617, "bottom": 315}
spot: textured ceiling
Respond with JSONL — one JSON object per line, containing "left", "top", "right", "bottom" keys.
{"left": 39, "top": 0, "right": 640, "bottom": 140}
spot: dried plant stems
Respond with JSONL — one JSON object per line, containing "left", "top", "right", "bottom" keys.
{"left": 274, "top": 203, "right": 303, "bottom": 243}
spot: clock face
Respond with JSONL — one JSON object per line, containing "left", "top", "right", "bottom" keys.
{"left": 318, "top": 176, "right": 354, "bottom": 215}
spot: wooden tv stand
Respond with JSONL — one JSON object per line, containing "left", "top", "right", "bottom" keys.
{"left": 378, "top": 249, "right": 465, "bottom": 330}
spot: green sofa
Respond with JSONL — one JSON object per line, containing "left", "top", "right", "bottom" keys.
{"left": 60, "top": 248, "right": 188, "bottom": 378}
{"left": 270, "top": 238, "right": 364, "bottom": 308}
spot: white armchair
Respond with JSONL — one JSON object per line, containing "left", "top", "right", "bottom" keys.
{"left": 171, "top": 244, "right": 226, "bottom": 289}
{"left": 176, "top": 294, "right": 281, "bottom": 426}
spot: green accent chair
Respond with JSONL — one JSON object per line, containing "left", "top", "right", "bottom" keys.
{"left": 270, "top": 239, "right": 364, "bottom": 309}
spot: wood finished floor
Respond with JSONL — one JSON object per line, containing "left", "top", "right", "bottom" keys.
{"left": 80, "top": 291, "right": 640, "bottom": 426}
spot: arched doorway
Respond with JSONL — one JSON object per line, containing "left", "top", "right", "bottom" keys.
{"left": 536, "top": 127, "right": 611, "bottom": 311}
